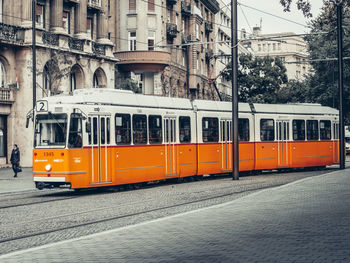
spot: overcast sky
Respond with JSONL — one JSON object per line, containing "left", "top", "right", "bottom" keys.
{"left": 226, "top": 0, "right": 325, "bottom": 35}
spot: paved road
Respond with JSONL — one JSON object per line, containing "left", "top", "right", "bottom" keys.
{"left": 0, "top": 167, "right": 349, "bottom": 262}
{"left": 0, "top": 167, "right": 35, "bottom": 194}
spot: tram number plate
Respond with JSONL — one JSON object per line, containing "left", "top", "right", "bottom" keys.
{"left": 36, "top": 101, "right": 48, "bottom": 112}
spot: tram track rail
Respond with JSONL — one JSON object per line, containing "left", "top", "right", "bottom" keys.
{"left": 0, "top": 183, "right": 283, "bottom": 245}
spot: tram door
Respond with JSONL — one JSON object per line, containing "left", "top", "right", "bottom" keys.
{"left": 333, "top": 121, "right": 339, "bottom": 163}
{"left": 276, "top": 120, "right": 290, "bottom": 167}
{"left": 164, "top": 117, "right": 177, "bottom": 176}
{"left": 220, "top": 120, "right": 232, "bottom": 171}
{"left": 89, "top": 114, "right": 112, "bottom": 184}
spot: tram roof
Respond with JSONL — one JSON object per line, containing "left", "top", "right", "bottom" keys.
{"left": 192, "top": 100, "right": 338, "bottom": 116}
{"left": 44, "top": 89, "right": 338, "bottom": 116}
{"left": 47, "top": 89, "right": 193, "bottom": 110}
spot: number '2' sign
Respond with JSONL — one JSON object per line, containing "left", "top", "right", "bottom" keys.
{"left": 36, "top": 101, "right": 48, "bottom": 112}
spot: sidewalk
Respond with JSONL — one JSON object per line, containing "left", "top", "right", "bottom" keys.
{"left": 1, "top": 168, "right": 349, "bottom": 262}
{"left": 0, "top": 167, "right": 35, "bottom": 194}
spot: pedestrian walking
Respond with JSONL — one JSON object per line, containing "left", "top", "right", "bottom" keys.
{"left": 10, "top": 144, "right": 20, "bottom": 178}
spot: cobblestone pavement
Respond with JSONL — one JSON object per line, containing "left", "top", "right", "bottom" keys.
{"left": 1, "top": 168, "right": 349, "bottom": 262}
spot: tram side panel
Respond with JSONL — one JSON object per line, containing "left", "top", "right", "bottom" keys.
{"left": 238, "top": 114, "right": 255, "bottom": 172}
{"left": 178, "top": 114, "right": 197, "bottom": 178}
{"left": 196, "top": 112, "right": 221, "bottom": 175}
{"left": 68, "top": 148, "right": 91, "bottom": 188}
{"left": 114, "top": 109, "right": 166, "bottom": 185}
{"left": 290, "top": 118, "right": 336, "bottom": 168}
{"left": 254, "top": 115, "right": 278, "bottom": 170}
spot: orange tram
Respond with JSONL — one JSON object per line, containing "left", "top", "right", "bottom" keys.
{"left": 31, "top": 89, "right": 340, "bottom": 190}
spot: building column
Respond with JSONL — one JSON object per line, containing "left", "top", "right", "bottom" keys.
{"left": 21, "top": 1, "right": 32, "bottom": 27}
{"left": 74, "top": 0, "right": 88, "bottom": 39}
{"left": 97, "top": 0, "right": 112, "bottom": 44}
{"left": 50, "top": 0, "right": 65, "bottom": 34}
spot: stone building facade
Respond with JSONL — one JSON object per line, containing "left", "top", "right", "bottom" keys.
{"left": 0, "top": 0, "right": 117, "bottom": 166}
{"left": 114, "top": 0, "right": 220, "bottom": 100}
{"left": 0, "top": 0, "right": 220, "bottom": 166}
{"left": 242, "top": 26, "right": 311, "bottom": 81}
{"left": 214, "top": 0, "right": 252, "bottom": 100}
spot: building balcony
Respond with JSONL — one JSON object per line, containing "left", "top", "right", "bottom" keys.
{"left": 92, "top": 42, "right": 106, "bottom": 56}
{"left": 64, "top": 0, "right": 80, "bottom": 5}
{"left": 68, "top": 37, "right": 84, "bottom": 51}
{"left": 0, "top": 23, "right": 25, "bottom": 44}
{"left": 202, "top": 0, "right": 220, "bottom": 14}
{"left": 114, "top": 50, "right": 171, "bottom": 72}
{"left": 0, "top": 88, "right": 15, "bottom": 104}
{"left": 42, "top": 31, "right": 59, "bottom": 46}
{"left": 166, "top": 23, "right": 178, "bottom": 40}
{"left": 181, "top": 1, "right": 191, "bottom": 16}
{"left": 167, "top": 0, "right": 178, "bottom": 6}
{"left": 205, "top": 21, "right": 213, "bottom": 33}
{"left": 88, "top": 0, "right": 102, "bottom": 10}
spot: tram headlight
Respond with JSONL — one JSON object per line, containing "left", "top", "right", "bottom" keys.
{"left": 45, "top": 164, "right": 52, "bottom": 172}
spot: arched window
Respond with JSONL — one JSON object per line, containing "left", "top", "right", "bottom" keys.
{"left": 43, "top": 65, "right": 51, "bottom": 96}
{"left": 70, "top": 64, "right": 84, "bottom": 92}
{"left": 0, "top": 61, "right": 5, "bottom": 88}
{"left": 93, "top": 68, "right": 107, "bottom": 88}
{"left": 93, "top": 72, "right": 99, "bottom": 88}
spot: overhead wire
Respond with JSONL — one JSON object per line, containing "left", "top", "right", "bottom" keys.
{"left": 237, "top": 1, "right": 310, "bottom": 29}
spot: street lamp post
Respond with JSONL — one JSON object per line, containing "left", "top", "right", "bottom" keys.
{"left": 32, "top": 0, "right": 37, "bottom": 110}
{"left": 336, "top": 2, "right": 345, "bottom": 169}
{"left": 231, "top": 0, "right": 239, "bottom": 180}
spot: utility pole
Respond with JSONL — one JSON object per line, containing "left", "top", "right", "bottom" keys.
{"left": 32, "top": 0, "right": 37, "bottom": 110}
{"left": 336, "top": 3, "right": 345, "bottom": 169}
{"left": 231, "top": 0, "right": 239, "bottom": 180}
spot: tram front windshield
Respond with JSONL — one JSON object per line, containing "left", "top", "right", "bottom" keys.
{"left": 34, "top": 114, "right": 67, "bottom": 147}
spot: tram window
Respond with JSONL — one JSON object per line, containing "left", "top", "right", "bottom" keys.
{"left": 179, "top": 116, "right": 191, "bottom": 143}
{"left": 202, "top": 117, "right": 219, "bottom": 142}
{"left": 320, "top": 120, "right": 331, "bottom": 140}
{"left": 88, "top": 117, "right": 92, "bottom": 144}
{"left": 260, "top": 119, "right": 274, "bottom": 141}
{"left": 93, "top": 117, "right": 98, "bottom": 144}
{"left": 149, "top": 115, "right": 162, "bottom": 144}
{"left": 307, "top": 120, "right": 319, "bottom": 140}
{"left": 115, "top": 114, "right": 131, "bottom": 145}
{"left": 68, "top": 113, "right": 82, "bottom": 148}
{"left": 107, "top": 117, "right": 110, "bottom": 144}
{"left": 239, "top": 118, "right": 249, "bottom": 141}
{"left": 34, "top": 113, "right": 67, "bottom": 147}
{"left": 292, "top": 120, "right": 305, "bottom": 141}
{"left": 133, "top": 114, "right": 147, "bottom": 144}
{"left": 101, "top": 117, "right": 106, "bottom": 144}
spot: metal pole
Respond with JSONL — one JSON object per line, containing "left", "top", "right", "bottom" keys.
{"left": 231, "top": 0, "right": 239, "bottom": 180}
{"left": 32, "top": 0, "right": 37, "bottom": 110}
{"left": 337, "top": 3, "right": 345, "bottom": 169}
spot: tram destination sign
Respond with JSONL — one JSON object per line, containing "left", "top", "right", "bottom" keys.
{"left": 36, "top": 100, "right": 48, "bottom": 112}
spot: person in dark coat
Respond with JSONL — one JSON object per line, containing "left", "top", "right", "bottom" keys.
{"left": 10, "top": 144, "right": 20, "bottom": 177}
